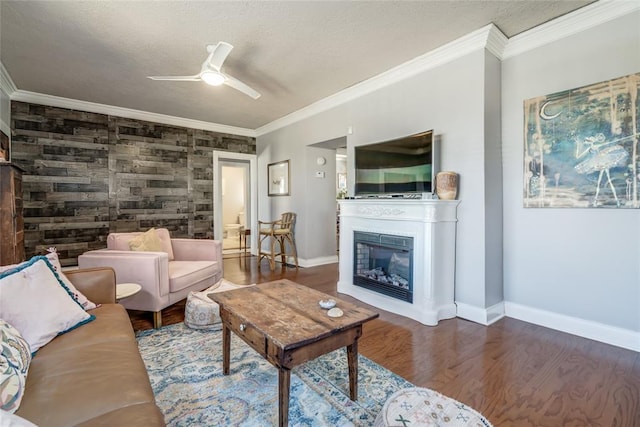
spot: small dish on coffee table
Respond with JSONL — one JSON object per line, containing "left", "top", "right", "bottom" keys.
{"left": 319, "top": 299, "right": 336, "bottom": 309}
{"left": 327, "top": 307, "right": 344, "bottom": 318}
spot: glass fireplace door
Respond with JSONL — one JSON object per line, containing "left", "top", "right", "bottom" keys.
{"left": 353, "top": 231, "right": 413, "bottom": 302}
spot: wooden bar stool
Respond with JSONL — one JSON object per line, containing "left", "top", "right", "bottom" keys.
{"left": 258, "top": 212, "right": 299, "bottom": 270}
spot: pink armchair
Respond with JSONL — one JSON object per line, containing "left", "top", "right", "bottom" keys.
{"left": 78, "top": 228, "right": 223, "bottom": 328}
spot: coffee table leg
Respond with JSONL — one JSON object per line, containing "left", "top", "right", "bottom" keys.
{"left": 222, "top": 324, "right": 230, "bottom": 375}
{"left": 347, "top": 341, "right": 358, "bottom": 401}
{"left": 278, "top": 368, "right": 291, "bottom": 427}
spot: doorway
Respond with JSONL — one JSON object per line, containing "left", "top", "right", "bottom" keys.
{"left": 213, "top": 151, "right": 257, "bottom": 255}
{"left": 221, "top": 162, "right": 248, "bottom": 251}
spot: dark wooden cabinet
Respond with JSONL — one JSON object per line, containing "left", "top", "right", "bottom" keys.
{"left": 0, "top": 163, "right": 25, "bottom": 265}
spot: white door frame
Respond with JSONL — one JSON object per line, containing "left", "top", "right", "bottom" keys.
{"left": 213, "top": 151, "right": 258, "bottom": 254}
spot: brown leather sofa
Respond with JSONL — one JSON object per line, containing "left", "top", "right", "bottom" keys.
{"left": 15, "top": 267, "right": 165, "bottom": 426}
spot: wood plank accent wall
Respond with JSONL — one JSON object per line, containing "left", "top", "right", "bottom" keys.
{"left": 10, "top": 101, "right": 256, "bottom": 266}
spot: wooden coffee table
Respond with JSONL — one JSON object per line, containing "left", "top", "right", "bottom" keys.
{"left": 210, "top": 279, "right": 378, "bottom": 427}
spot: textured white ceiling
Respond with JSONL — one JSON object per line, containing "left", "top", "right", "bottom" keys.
{"left": 0, "top": 1, "right": 594, "bottom": 130}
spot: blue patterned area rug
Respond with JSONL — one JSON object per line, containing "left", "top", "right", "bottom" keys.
{"left": 136, "top": 322, "right": 409, "bottom": 426}
{"left": 136, "top": 323, "right": 492, "bottom": 426}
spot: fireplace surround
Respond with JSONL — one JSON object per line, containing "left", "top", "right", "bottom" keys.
{"left": 338, "top": 198, "right": 459, "bottom": 326}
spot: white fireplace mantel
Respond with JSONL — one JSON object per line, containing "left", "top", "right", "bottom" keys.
{"left": 338, "top": 198, "right": 459, "bottom": 326}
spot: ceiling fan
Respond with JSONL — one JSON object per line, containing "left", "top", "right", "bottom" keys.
{"left": 147, "top": 42, "right": 261, "bottom": 100}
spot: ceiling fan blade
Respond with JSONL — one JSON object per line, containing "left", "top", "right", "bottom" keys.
{"left": 208, "top": 42, "right": 234, "bottom": 71}
{"left": 148, "top": 43, "right": 260, "bottom": 99}
{"left": 147, "top": 75, "right": 201, "bottom": 81}
{"left": 224, "top": 74, "right": 261, "bottom": 100}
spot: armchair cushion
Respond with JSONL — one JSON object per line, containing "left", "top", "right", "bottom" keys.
{"left": 169, "top": 261, "right": 220, "bottom": 293}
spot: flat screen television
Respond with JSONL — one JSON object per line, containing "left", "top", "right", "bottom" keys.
{"left": 354, "top": 130, "right": 436, "bottom": 196}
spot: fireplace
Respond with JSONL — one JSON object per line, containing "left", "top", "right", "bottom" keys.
{"left": 353, "top": 231, "right": 413, "bottom": 302}
{"left": 338, "top": 198, "right": 459, "bottom": 326}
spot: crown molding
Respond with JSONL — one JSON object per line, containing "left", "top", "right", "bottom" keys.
{"left": 503, "top": 0, "right": 640, "bottom": 59}
{"left": 3, "top": 57, "right": 253, "bottom": 136}
{"left": 0, "top": 62, "right": 15, "bottom": 138}
{"left": 258, "top": 1, "right": 638, "bottom": 135}
{"left": 256, "top": 24, "right": 501, "bottom": 137}
{"left": 0, "top": 62, "right": 17, "bottom": 95}
{"left": 9, "top": 89, "right": 256, "bottom": 138}
{"left": 4, "top": 1, "right": 636, "bottom": 138}
{"left": 485, "top": 24, "right": 509, "bottom": 59}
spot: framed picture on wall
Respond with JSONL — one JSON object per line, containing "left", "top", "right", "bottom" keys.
{"left": 523, "top": 72, "right": 639, "bottom": 209}
{"left": 268, "top": 160, "right": 290, "bottom": 196}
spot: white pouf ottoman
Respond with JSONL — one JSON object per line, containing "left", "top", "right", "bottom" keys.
{"left": 184, "top": 290, "right": 222, "bottom": 330}
{"left": 184, "top": 279, "right": 253, "bottom": 330}
{"left": 374, "top": 387, "right": 491, "bottom": 426}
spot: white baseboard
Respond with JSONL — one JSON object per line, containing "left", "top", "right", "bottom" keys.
{"left": 504, "top": 302, "right": 640, "bottom": 352}
{"left": 456, "top": 301, "right": 506, "bottom": 326}
{"left": 456, "top": 301, "right": 638, "bottom": 352}
{"left": 258, "top": 255, "right": 337, "bottom": 268}
{"left": 298, "top": 256, "right": 339, "bottom": 268}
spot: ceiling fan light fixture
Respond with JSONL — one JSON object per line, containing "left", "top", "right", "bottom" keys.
{"left": 147, "top": 43, "right": 260, "bottom": 98}
{"left": 201, "top": 71, "right": 225, "bottom": 86}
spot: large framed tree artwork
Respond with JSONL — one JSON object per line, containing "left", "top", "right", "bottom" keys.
{"left": 524, "top": 73, "right": 639, "bottom": 208}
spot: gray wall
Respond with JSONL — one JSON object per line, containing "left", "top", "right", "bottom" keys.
{"left": 258, "top": 49, "right": 502, "bottom": 312}
{"left": 258, "top": 10, "right": 640, "bottom": 335}
{"left": 302, "top": 145, "right": 337, "bottom": 260}
{"left": 257, "top": 117, "right": 344, "bottom": 263}
{"left": 483, "top": 51, "right": 504, "bottom": 309}
{"left": 502, "top": 11, "right": 640, "bottom": 331}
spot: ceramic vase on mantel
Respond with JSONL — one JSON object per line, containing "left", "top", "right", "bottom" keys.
{"left": 436, "top": 171, "right": 458, "bottom": 200}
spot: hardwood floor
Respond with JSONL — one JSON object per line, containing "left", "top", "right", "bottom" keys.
{"left": 129, "top": 254, "right": 640, "bottom": 426}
